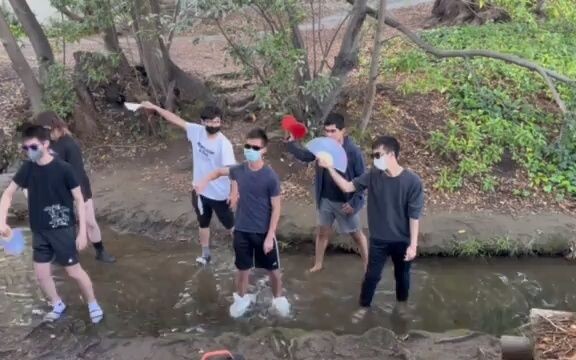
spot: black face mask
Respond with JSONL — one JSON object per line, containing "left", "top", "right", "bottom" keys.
{"left": 205, "top": 126, "right": 220, "bottom": 135}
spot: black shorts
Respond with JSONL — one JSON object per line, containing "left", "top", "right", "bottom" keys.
{"left": 233, "top": 231, "right": 280, "bottom": 271}
{"left": 191, "top": 191, "right": 234, "bottom": 229}
{"left": 32, "top": 227, "right": 79, "bottom": 266}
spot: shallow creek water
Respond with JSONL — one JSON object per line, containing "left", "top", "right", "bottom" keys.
{"left": 1, "top": 227, "right": 575, "bottom": 337}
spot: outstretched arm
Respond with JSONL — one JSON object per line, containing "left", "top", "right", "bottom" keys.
{"left": 0, "top": 182, "right": 18, "bottom": 234}
{"left": 194, "top": 167, "right": 231, "bottom": 194}
{"left": 285, "top": 140, "right": 316, "bottom": 163}
{"left": 140, "top": 101, "right": 189, "bottom": 130}
{"left": 326, "top": 167, "right": 356, "bottom": 193}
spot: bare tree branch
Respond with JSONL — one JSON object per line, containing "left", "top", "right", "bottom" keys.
{"left": 537, "top": 68, "right": 567, "bottom": 114}
{"left": 318, "top": 11, "right": 350, "bottom": 74}
{"left": 309, "top": 0, "right": 317, "bottom": 76}
{"left": 252, "top": 2, "right": 278, "bottom": 33}
{"left": 214, "top": 19, "right": 267, "bottom": 85}
{"left": 349, "top": 0, "right": 576, "bottom": 86}
{"left": 52, "top": 4, "right": 85, "bottom": 22}
{"left": 316, "top": 0, "right": 368, "bottom": 123}
{"left": 166, "top": 0, "right": 182, "bottom": 51}
{"left": 315, "top": 0, "right": 326, "bottom": 60}
{"left": 360, "top": 0, "right": 387, "bottom": 133}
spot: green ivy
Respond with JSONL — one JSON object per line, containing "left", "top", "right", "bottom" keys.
{"left": 384, "top": 21, "right": 576, "bottom": 196}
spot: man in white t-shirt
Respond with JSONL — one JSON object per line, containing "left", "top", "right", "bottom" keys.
{"left": 140, "top": 102, "right": 237, "bottom": 264}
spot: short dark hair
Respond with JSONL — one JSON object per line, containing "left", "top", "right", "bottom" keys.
{"left": 35, "top": 111, "right": 67, "bottom": 130}
{"left": 21, "top": 124, "right": 50, "bottom": 142}
{"left": 246, "top": 127, "right": 268, "bottom": 147}
{"left": 323, "top": 113, "right": 345, "bottom": 130}
{"left": 372, "top": 135, "right": 400, "bottom": 159}
{"left": 200, "top": 105, "right": 223, "bottom": 121}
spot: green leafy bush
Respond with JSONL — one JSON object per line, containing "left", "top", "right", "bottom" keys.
{"left": 384, "top": 21, "right": 576, "bottom": 196}
{"left": 42, "top": 63, "right": 76, "bottom": 118}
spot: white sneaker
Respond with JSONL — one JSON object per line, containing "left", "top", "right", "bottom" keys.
{"left": 195, "top": 255, "right": 211, "bottom": 265}
{"left": 229, "top": 293, "right": 254, "bottom": 318}
{"left": 271, "top": 296, "right": 291, "bottom": 317}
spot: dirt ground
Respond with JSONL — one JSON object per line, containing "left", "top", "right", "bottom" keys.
{"left": 0, "top": 320, "right": 501, "bottom": 360}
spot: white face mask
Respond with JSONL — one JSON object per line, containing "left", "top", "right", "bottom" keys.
{"left": 374, "top": 156, "right": 388, "bottom": 171}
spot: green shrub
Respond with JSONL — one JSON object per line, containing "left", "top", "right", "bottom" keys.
{"left": 384, "top": 21, "right": 576, "bottom": 196}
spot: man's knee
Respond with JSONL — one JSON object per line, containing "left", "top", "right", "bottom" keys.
{"left": 34, "top": 264, "right": 51, "bottom": 282}
{"left": 64, "top": 264, "right": 86, "bottom": 279}
{"left": 364, "top": 269, "right": 381, "bottom": 284}
{"left": 350, "top": 230, "right": 366, "bottom": 242}
{"left": 269, "top": 269, "right": 282, "bottom": 280}
{"left": 317, "top": 226, "right": 331, "bottom": 239}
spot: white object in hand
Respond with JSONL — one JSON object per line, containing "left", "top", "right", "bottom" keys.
{"left": 124, "top": 102, "right": 142, "bottom": 111}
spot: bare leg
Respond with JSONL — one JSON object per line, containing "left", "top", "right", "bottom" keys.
{"left": 85, "top": 200, "right": 102, "bottom": 244}
{"left": 199, "top": 227, "right": 210, "bottom": 248}
{"left": 269, "top": 270, "right": 283, "bottom": 298}
{"left": 350, "top": 230, "right": 369, "bottom": 272}
{"left": 310, "top": 225, "right": 332, "bottom": 273}
{"left": 34, "top": 262, "right": 61, "bottom": 305}
{"left": 236, "top": 270, "right": 250, "bottom": 297}
{"left": 64, "top": 264, "right": 96, "bottom": 303}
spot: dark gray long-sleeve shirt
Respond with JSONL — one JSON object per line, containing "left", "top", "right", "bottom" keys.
{"left": 353, "top": 168, "right": 424, "bottom": 243}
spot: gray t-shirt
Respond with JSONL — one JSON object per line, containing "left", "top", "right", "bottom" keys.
{"left": 230, "top": 163, "right": 281, "bottom": 234}
{"left": 353, "top": 168, "right": 424, "bottom": 243}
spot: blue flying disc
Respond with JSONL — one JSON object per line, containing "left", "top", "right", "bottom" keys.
{"left": 0, "top": 228, "right": 26, "bottom": 256}
{"left": 305, "top": 137, "right": 348, "bottom": 173}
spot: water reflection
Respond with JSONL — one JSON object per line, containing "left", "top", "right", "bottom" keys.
{"left": 1, "top": 228, "right": 575, "bottom": 337}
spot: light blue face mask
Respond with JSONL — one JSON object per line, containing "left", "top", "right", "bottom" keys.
{"left": 27, "top": 148, "right": 43, "bottom": 163}
{"left": 244, "top": 148, "right": 261, "bottom": 162}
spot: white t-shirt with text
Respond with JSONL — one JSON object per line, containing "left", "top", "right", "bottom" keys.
{"left": 186, "top": 123, "right": 236, "bottom": 201}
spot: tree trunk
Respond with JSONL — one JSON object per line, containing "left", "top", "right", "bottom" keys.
{"left": 133, "top": 0, "right": 212, "bottom": 106}
{"left": 133, "top": 0, "right": 171, "bottom": 102}
{"left": 98, "top": 0, "right": 130, "bottom": 71}
{"left": 0, "top": 8, "right": 43, "bottom": 114}
{"left": 313, "top": 0, "right": 368, "bottom": 125}
{"left": 359, "top": 0, "right": 386, "bottom": 133}
{"left": 8, "top": 0, "right": 54, "bottom": 82}
{"left": 72, "top": 51, "right": 99, "bottom": 136}
{"left": 425, "top": 0, "right": 510, "bottom": 27}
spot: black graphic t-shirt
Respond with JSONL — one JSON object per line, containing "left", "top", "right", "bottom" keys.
{"left": 13, "top": 158, "right": 79, "bottom": 231}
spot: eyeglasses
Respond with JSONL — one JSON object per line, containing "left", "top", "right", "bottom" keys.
{"left": 244, "top": 144, "right": 262, "bottom": 151}
{"left": 21, "top": 144, "right": 40, "bottom": 151}
{"left": 370, "top": 152, "right": 385, "bottom": 159}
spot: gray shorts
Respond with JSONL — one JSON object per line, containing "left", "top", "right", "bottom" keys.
{"left": 318, "top": 198, "right": 360, "bottom": 234}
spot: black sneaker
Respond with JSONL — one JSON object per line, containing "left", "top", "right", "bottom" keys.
{"left": 195, "top": 255, "right": 211, "bottom": 265}
{"left": 96, "top": 250, "right": 116, "bottom": 263}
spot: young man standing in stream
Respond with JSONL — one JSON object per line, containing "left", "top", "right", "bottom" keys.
{"left": 0, "top": 125, "right": 104, "bottom": 323}
{"left": 285, "top": 113, "right": 368, "bottom": 273}
{"left": 140, "top": 102, "right": 236, "bottom": 265}
{"left": 317, "top": 135, "right": 424, "bottom": 321}
{"left": 195, "top": 128, "right": 290, "bottom": 318}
